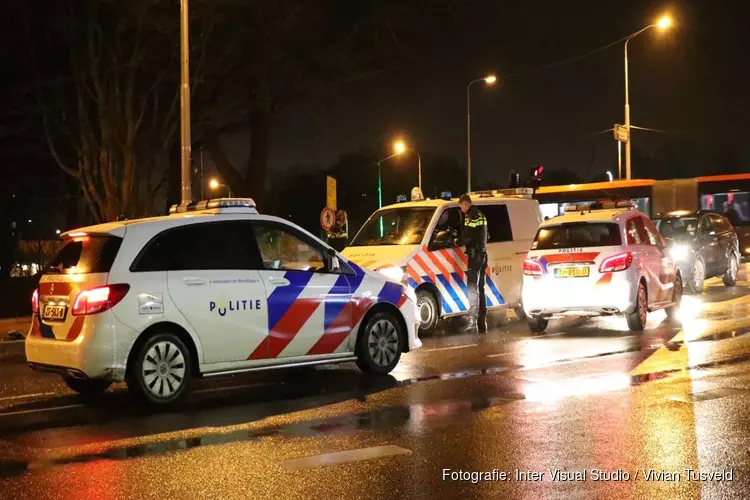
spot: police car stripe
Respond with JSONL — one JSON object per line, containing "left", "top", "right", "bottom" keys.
{"left": 323, "top": 275, "right": 351, "bottom": 332}
{"left": 437, "top": 275, "right": 465, "bottom": 312}
{"left": 266, "top": 271, "right": 313, "bottom": 331}
{"left": 266, "top": 298, "right": 321, "bottom": 358}
{"left": 485, "top": 277, "right": 505, "bottom": 305}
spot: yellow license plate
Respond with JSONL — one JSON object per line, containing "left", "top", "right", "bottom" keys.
{"left": 554, "top": 267, "right": 590, "bottom": 278}
{"left": 42, "top": 305, "right": 67, "bottom": 321}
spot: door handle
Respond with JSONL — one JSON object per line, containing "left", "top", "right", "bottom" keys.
{"left": 183, "top": 277, "right": 205, "bottom": 286}
{"left": 268, "top": 277, "right": 290, "bottom": 287}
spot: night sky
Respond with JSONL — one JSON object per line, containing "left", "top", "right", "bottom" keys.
{"left": 260, "top": 0, "right": 749, "bottom": 185}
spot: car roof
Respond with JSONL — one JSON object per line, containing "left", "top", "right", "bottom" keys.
{"left": 541, "top": 208, "right": 637, "bottom": 226}
{"left": 61, "top": 209, "right": 261, "bottom": 238}
{"left": 380, "top": 195, "right": 535, "bottom": 211}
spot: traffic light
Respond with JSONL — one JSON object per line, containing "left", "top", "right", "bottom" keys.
{"left": 508, "top": 170, "right": 520, "bottom": 188}
{"left": 529, "top": 165, "right": 544, "bottom": 189}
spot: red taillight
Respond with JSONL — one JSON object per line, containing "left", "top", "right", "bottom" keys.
{"left": 523, "top": 258, "right": 545, "bottom": 277}
{"left": 599, "top": 252, "right": 633, "bottom": 273}
{"left": 72, "top": 284, "right": 130, "bottom": 316}
{"left": 31, "top": 289, "right": 39, "bottom": 314}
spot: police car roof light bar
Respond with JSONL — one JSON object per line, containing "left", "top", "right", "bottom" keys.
{"left": 169, "top": 198, "right": 257, "bottom": 214}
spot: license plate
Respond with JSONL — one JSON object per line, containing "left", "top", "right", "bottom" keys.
{"left": 42, "top": 304, "right": 67, "bottom": 321}
{"left": 554, "top": 267, "right": 590, "bottom": 278}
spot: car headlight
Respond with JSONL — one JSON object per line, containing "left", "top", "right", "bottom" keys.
{"left": 378, "top": 266, "right": 408, "bottom": 285}
{"left": 669, "top": 244, "right": 689, "bottom": 260}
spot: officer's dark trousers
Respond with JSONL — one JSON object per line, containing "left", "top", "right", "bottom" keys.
{"left": 466, "top": 250, "right": 487, "bottom": 323}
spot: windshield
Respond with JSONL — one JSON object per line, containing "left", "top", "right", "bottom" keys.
{"left": 653, "top": 217, "right": 698, "bottom": 240}
{"left": 350, "top": 207, "right": 435, "bottom": 247}
{"left": 532, "top": 222, "right": 621, "bottom": 250}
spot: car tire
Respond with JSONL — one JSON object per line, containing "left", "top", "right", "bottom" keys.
{"left": 416, "top": 290, "right": 439, "bottom": 334}
{"left": 527, "top": 316, "right": 548, "bottom": 334}
{"left": 62, "top": 376, "right": 112, "bottom": 397}
{"left": 127, "top": 332, "right": 193, "bottom": 406}
{"left": 723, "top": 254, "right": 738, "bottom": 287}
{"left": 355, "top": 311, "right": 403, "bottom": 375}
{"left": 627, "top": 281, "right": 648, "bottom": 332}
{"left": 665, "top": 273, "right": 683, "bottom": 324}
{"left": 686, "top": 257, "right": 705, "bottom": 294}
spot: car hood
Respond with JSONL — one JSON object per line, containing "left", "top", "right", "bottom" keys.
{"left": 341, "top": 245, "right": 420, "bottom": 271}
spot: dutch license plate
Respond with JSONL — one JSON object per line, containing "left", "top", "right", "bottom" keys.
{"left": 42, "top": 304, "right": 67, "bottom": 321}
{"left": 554, "top": 267, "right": 590, "bottom": 278}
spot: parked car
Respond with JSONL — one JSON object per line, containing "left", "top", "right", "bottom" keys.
{"left": 522, "top": 203, "right": 682, "bottom": 333}
{"left": 652, "top": 211, "right": 740, "bottom": 293}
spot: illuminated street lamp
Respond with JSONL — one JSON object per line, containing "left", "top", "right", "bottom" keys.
{"left": 392, "top": 140, "right": 423, "bottom": 192}
{"left": 466, "top": 74, "right": 497, "bottom": 192}
{"left": 209, "top": 177, "right": 233, "bottom": 197}
{"left": 623, "top": 15, "right": 673, "bottom": 179}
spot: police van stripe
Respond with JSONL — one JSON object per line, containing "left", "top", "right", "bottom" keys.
{"left": 485, "top": 277, "right": 505, "bottom": 304}
{"left": 437, "top": 275, "right": 465, "bottom": 312}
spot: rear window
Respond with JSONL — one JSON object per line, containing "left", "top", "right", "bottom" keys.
{"left": 532, "top": 223, "right": 622, "bottom": 250}
{"left": 47, "top": 235, "right": 123, "bottom": 274}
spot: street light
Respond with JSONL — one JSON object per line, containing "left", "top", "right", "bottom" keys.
{"left": 623, "top": 14, "right": 672, "bottom": 179}
{"left": 392, "top": 140, "right": 423, "bottom": 192}
{"left": 466, "top": 74, "right": 497, "bottom": 193}
{"left": 179, "top": 0, "right": 192, "bottom": 203}
{"left": 209, "top": 177, "right": 233, "bottom": 197}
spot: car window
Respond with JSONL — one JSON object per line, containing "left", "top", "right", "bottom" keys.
{"left": 132, "top": 221, "right": 260, "bottom": 271}
{"left": 700, "top": 215, "right": 714, "bottom": 235}
{"left": 626, "top": 219, "right": 643, "bottom": 245}
{"left": 48, "top": 235, "right": 122, "bottom": 274}
{"left": 430, "top": 207, "right": 462, "bottom": 247}
{"left": 632, "top": 217, "right": 652, "bottom": 245}
{"left": 642, "top": 218, "right": 665, "bottom": 249}
{"left": 479, "top": 204, "right": 513, "bottom": 243}
{"left": 349, "top": 207, "right": 435, "bottom": 247}
{"left": 532, "top": 223, "right": 621, "bottom": 250}
{"left": 252, "top": 222, "right": 328, "bottom": 272}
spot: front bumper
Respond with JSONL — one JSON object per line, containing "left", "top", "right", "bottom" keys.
{"left": 400, "top": 287, "right": 422, "bottom": 351}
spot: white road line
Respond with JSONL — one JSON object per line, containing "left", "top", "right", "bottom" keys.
{"left": 486, "top": 352, "right": 514, "bottom": 358}
{"left": 279, "top": 445, "right": 411, "bottom": 470}
{"left": 422, "top": 344, "right": 479, "bottom": 352}
{"left": 0, "top": 392, "right": 57, "bottom": 402}
{"left": 0, "top": 404, "right": 84, "bottom": 418}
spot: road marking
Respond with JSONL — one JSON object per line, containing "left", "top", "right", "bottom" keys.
{"left": 486, "top": 352, "right": 513, "bottom": 358}
{"left": 279, "top": 445, "right": 411, "bottom": 470}
{"left": 0, "top": 392, "right": 57, "bottom": 402}
{"left": 422, "top": 344, "right": 478, "bottom": 352}
{"left": 0, "top": 404, "right": 84, "bottom": 418}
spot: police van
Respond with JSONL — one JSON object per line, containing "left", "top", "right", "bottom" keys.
{"left": 342, "top": 188, "right": 543, "bottom": 332}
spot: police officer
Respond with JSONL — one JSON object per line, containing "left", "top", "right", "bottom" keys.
{"left": 457, "top": 194, "right": 488, "bottom": 333}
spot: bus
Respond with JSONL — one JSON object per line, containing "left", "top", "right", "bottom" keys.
{"left": 535, "top": 173, "right": 750, "bottom": 222}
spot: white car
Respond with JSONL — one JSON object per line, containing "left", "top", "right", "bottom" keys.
{"left": 521, "top": 203, "right": 682, "bottom": 333}
{"left": 26, "top": 199, "right": 420, "bottom": 405}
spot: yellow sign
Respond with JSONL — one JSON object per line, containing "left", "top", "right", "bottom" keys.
{"left": 326, "top": 176, "right": 337, "bottom": 211}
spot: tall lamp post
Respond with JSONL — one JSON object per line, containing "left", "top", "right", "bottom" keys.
{"left": 466, "top": 74, "right": 497, "bottom": 193}
{"left": 393, "top": 140, "right": 422, "bottom": 192}
{"left": 209, "top": 178, "right": 233, "bottom": 198}
{"left": 623, "top": 15, "right": 672, "bottom": 179}
{"left": 180, "top": 0, "right": 192, "bottom": 203}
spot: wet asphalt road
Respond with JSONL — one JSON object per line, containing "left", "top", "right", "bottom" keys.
{"left": 1, "top": 266, "right": 750, "bottom": 499}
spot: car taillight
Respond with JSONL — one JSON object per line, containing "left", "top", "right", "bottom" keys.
{"left": 523, "top": 258, "right": 545, "bottom": 277}
{"left": 31, "top": 289, "right": 39, "bottom": 314}
{"left": 72, "top": 284, "right": 130, "bottom": 316}
{"left": 599, "top": 252, "right": 633, "bottom": 273}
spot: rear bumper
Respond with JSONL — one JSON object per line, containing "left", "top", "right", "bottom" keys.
{"left": 522, "top": 275, "right": 636, "bottom": 318}
{"left": 25, "top": 312, "right": 138, "bottom": 381}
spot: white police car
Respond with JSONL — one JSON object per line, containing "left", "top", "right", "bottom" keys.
{"left": 521, "top": 202, "right": 682, "bottom": 333}
{"left": 26, "top": 199, "right": 420, "bottom": 405}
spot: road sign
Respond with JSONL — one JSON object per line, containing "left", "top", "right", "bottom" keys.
{"left": 326, "top": 176, "right": 337, "bottom": 211}
{"left": 614, "top": 124, "right": 629, "bottom": 143}
{"left": 320, "top": 207, "right": 335, "bottom": 231}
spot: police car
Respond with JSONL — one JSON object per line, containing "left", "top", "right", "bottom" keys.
{"left": 26, "top": 199, "right": 420, "bottom": 405}
{"left": 343, "top": 188, "right": 542, "bottom": 332}
{"left": 521, "top": 202, "right": 682, "bottom": 333}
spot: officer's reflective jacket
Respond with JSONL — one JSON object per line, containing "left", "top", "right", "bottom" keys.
{"left": 461, "top": 206, "right": 488, "bottom": 251}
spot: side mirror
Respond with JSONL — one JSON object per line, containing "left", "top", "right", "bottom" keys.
{"left": 326, "top": 248, "right": 340, "bottom": 272}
